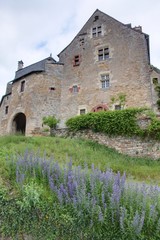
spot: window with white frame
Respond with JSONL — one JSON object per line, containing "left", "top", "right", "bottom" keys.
{"left": 98, "top": 48, "right": 109, "bottom": 61}
{"left": 92, "top": 26, "right": 102, "bottom": 37}
{"left": 101, "top": 74, "right": 110, "bottom": 89}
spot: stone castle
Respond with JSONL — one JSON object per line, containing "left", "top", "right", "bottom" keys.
{"left": 0, "top": 9, "right": 160, "bottom": 136}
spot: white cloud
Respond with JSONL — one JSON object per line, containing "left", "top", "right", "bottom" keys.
{"left": 0, "top": 0, "right": 160, "bottom": 99}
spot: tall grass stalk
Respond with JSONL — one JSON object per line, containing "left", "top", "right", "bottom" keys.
{"left": 2, "top": 150, "right": 160, "bottom": 239}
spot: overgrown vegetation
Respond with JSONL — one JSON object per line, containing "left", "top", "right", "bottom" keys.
{"left": 42, "top": 116, "right": 59, "bottom": 135}
{"left": 1, "top": 136, "right": 160, "bottom": 239}
{"left": 110, "top": 93, "right": 127, "bottom": 109}
{"left": 66, "top": 108, "right": 160, "bottom": 140}
{"left": 152, "top": 79, "right": 160, "bottom": 109}
{"left": 1, "top": 150, "right": 160, "bottom": 239}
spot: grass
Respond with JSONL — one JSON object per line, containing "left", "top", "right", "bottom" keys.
{"left": 1, "top": 135, "right": 160, "bottom": 239}
{"left": 0, "top": 135, "right": 160, "bottom": 184}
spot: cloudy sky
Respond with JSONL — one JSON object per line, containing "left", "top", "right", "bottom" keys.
{"left": 0, "top": 0, "right": 160, "bottom": 99}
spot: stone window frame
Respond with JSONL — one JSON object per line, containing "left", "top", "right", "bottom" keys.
{"left": 69, "top": 85, "right": 80, "bottom": 94}
{"left": 98, "top": 47, "right": 109, "bottom": 61}
{"left": 20, "top": 80, "right": 25, "bottom": 92}
{"left": 101, "top": 74, "right": 110, "bottom": 89}
{"left": 92, "top": 26, "right": 102, "bottom": 38}
{"left": 78, "top": 105, "right": 87, "bottom": 115}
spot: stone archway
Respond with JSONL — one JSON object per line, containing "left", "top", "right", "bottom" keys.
{"left": 12, "top": 112, "right": 26, "bottom": 135}
{"left": 92, "top": 104, "right": 109, "bottom": 112}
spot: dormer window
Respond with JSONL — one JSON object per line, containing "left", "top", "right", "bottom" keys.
{"left": 20, "top": 80, "right": 25, "bottom": 92}
{"left": 92, "top": 26, "right": 102, "bottom": 37}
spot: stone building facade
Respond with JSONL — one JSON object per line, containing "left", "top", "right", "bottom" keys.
{"left": 0, "top": 9, "right": 159, "bottom": 136}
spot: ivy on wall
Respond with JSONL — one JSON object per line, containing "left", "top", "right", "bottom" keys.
{"left": 66, "top": 108, "right": 160, "bottom": 140}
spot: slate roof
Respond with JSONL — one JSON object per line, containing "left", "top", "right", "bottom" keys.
{"left": 13, "top": 56, "right": 57, "bottom": 82}
{"left": 0, "top": 56, "right": 64, "bottom": 106}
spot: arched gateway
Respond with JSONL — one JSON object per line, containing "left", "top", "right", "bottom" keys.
{"left": 12, "top": 113, "right": 26, "bottom": 135}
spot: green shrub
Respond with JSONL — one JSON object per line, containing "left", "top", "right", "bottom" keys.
{"left": 42, "top": 116, "right": 59, "bottom": 129}
{"left": 146, "top": 118, "right": 160, "bottom": 139}
{"left": 66, "top": 108, "right": 160, "bottom": 140}
{"left": 66, "top": 108, "right": 144, "bottom": 136}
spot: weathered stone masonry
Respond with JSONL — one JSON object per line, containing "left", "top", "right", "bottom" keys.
{"left": 53, "top": 129, "right": 160, "bottom": 160}
{"left": 0, "top": 9, "right": 160, "bottom": 136}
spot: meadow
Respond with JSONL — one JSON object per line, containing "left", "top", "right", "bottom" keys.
{"left": 0, "top": 135, "right": 160, "bottom": 239}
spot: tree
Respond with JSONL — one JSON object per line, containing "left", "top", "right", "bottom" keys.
{"left": 42, "top": 116, "right": 59, "bottom": 135}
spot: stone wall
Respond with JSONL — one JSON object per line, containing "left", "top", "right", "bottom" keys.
{"left": 59, "top": 10, "right": 152, "bottom": 127}
{"left": 53, "top": 129, "right": 160, "bottom": 160}
{"left": 0, "top": 61, "right": 63, "bottom": 136}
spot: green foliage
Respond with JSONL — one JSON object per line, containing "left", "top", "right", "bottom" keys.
{"left": 157, "top": 99, "right": 160, "bottom": 108}
{"left": 1, "top": 152, "right": 160, "bottom": 239}
{"left": 66, "top": 108, "right": 160, "bottom": 141}
{"left": 146, "top": 118, "right": 160, "bottom": 139}
{"left": 1, "top": 136, "right": 160, "bottom": 238}
{"left": 154, "top": 84, "right": 160, "bottom": 108}
{"left": 66, "top": 108, "right": 144, "bottom": 136}
{"left": 118, "top": 93, "right": 126, "bottom": 107}
{"left": 110, "top": 93, "right": 127, "bottom": 108}
{"left": 42, "top": 116, "right": 59, "bottom": 129}
{"left": 155, "top": 84, "right": 160, "bottom": 97}
{"left": 1, "top": 135, "right": 160, "bottom": 184}
{"left": 17, "top": 182, "right": 43, "bottom": 210}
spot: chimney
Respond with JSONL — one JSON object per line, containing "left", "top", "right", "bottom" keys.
{"left": 133, "top": 26, "right": 142, "bottom": 32}
{"left": 18, "top": 60, "right": 24, "bottom": 70}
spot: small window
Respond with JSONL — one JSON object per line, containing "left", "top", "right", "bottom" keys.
{"left": 20, "top": 80, "right": 25, "bottom": 92}
{"left": 69, "top": 85, "right": 80, "bottom": 93}
{"left": 101, "top": 75, "right": 110, "bottom": 89}
{"left": 73, "top": 85, "right": 78, "bottom": 93}
{"left": 5, "top": 106, "right": 9, "bottom": 114}
{"left": 115, "top": 105, "right": 121, "bottom": 110}
{"left": 153, "top": 78, "right": 158, "bottom": 85}
{"left": 49, "top": 87, "right": 55, "bottom": 91}
{"left": 98, "top": 48, "right": 109, "bottom": 61}
{"left": 94, "top": 16, "right": 99, "bottom": 21}
{"left": 73, "top": 55, "right": 80, "bottom": 66}
{"left": 80, "top": 109, "right": 86, "bottom": 115}
{"left": 80, "top": 38, "right": 84, "bottom": 45}
{"left": 92, "top": 26, "right": 102, "bottom": 37}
